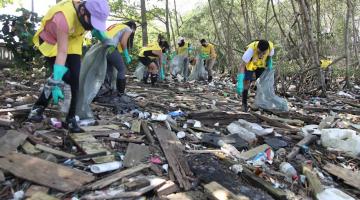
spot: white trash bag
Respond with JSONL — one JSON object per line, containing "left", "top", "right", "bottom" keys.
{"left": 254, "top": 68, "right": 288, "bottom": 111}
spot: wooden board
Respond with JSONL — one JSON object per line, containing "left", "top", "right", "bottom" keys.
{"left": 25, "top": 185, "right": 49, "bottom": 197}
{"left": 70, "top": 132, "right": 114, "bottom": 163}
{"left": 87, "top": 163, "right": 151, "bottom": 190}
{"left": 123, "top": 143, "right": 150, "bottom": 168}
{"left": 156, "top": 180, "right": 179, "bottom": 197}
{"left": 0, "top": 152, "right": 94, "bottom": 192}
{"left": 141, "top": 121, "right": 155, "bottom": 145}
{"left": 323, "top": 163, "right": 360, "bottom": 189}
{"left": 26, "top": 192, "right": 59, "bottom": 200}
{"left": 35, "top": 144, "right": 75, "bottom": 158}
{"left": 81, "top": 125, "right": 120, "bottom": 132}
{"left": 0, "top": 130, "right": 28, "bottom": 154}
{"left": 153, "top": 125, "right": 193, "bottom": 190}
{"left": 204, "top": 181, "right": 249, "bottom": 200}
{"left": 188, "top": 110, "right": 259, "bottom": 126}
{"left": 166, "top": 191, "right": 207, "bottom": 200}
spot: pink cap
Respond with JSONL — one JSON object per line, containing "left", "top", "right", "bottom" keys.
{"left": 85, "top": 0, "right": 110, "bottom": 31}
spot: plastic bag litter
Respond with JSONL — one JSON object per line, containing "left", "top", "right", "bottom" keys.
{"left": 254, "top": 68, "right": 288, "bottom": 111}
{"left": 76, "top": 43, "right": 112, "bottom": 119}
{"left": 134, "top": 62, "right": 146, "bottom": 81}
{"left": 170, "top": 55, "right": 182, "bottom": 76}
{"left": 188, "top": 55, "right": 208, "bottom": 81}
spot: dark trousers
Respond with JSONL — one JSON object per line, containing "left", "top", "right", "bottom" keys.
{"left": 106, "top": 49, "right": 126, "bottom": 80}
{"left": 34, "top": 54, "right": 81, "bottom": 119}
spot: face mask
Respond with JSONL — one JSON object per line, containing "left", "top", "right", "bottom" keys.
{"left": 202, "top": 43, "right": 207, "bottom": 47}
{"left": 78, "top": 4, "right": 93, "bottom": 30}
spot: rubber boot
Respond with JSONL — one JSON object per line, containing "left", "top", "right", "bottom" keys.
{"left": 143, "top": 71, "right": 149, "bottom": 84}
{"left": 28, "top": 105, "right": 45, "bottom": 122}
{"left": 150, "top": 73, "right": 158, "bottom": 86}
{"left": 242, "top": 89, "right": 248, "bottom": 112}
{"left": 117, "top": 79, "right": 126, "bottom": 96}
{"left": 65, "top": 117, "right": 83, "bottom": 133}
{"left": 208, "top": 75, "right": 213, "bottom": 83}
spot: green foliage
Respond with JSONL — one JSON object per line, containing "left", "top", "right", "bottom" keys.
{"left": 0, "top": 0, "right": 13, "bottom": 8}
{"left": 0, "top": 8, "right": 43, "bottom": 68}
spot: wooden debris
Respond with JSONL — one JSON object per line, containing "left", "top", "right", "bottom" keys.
{"left": 141, "top": 121, "right": 155, "bottom": 145}
{"left": 87, "top": 163, "right": 151, "bottom": 190}
{"left": 303, "top": 165, "right": 324, "bottom": 196}
{"left": 323, "top": 163, "right": 360, "bottom": 189}
{"left": 0, "top": 117, "right": 14, "bottom": 127}
{"left": 0, "top": 130, "right": 27, "bottom": 154}
{"left": 21, "top": 141, "right": 41, "bottom": 154}
{"left": 124, "top": 178, "right": 151, "bottom": 191}
{"left": 110, "top": 177, "right": 166, "bottom": 198}
{"left": 81, "top": 124, "right": 120, "bottom": 132}
{"left": 131, "top": 120, "right": 141, "bottom": 133}
{"left": 0, "top": 104, "right": 32, "bottom": 115}
{"left": 204, "top": 181, "right": 249, "bottom": 200}
{"left": 251, "top": 112, "right": 298, "bottom": 130}
{"left": 304, "top": 106, "right": 360, "bottom": 116}
{"left": 153, "top": 125, "right": 194, "bottom": 190}
{"left": 166, "top": 191, "right": 207, "bottom": 200}
{"left": 188, "top": 110, "right": 259, "bottom": 126}
{"left": 287, "top": 135, "right": 317, "bottom": 160}
{"left": 242, "top": 167, "right": 287, "bottom": 200}
{"left": 265, "top": 109, "right": 322, "bottom": 124}
{"left": 156, "top": 180, "right": 179, "bottom": 197}
{"left": 0, "top": 152, "right": 94, "bottom": 192}
{"left": 100, "top": 136, "right": 144, "bottom": 144}
{"left": 27, "top": 192, "right": 59, "bottom": 200}
{"left": 238, "top": 144, "right": 270, "bottom": 160}
{"left": 123, "top": 143, "right": 150, "bottom": 168}
{"left": 70, "top": 132, "right": 114, "bottom": 163}
{"left": 25, "top": 185, "right": 49, "bottom": 197}
{"left": 35, "top": 144, "right": 75, "bottom": 158}
{"left": 0, "top": 169, "right": 5, "bottom": 182}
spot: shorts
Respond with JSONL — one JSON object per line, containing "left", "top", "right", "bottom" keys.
{"left": 244, "top": 68, "right": 265, "bottom": 81}
{"left": 139, "top": 56, "right": 156, "bottom": 66}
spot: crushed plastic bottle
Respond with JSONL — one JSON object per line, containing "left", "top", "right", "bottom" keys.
{"left": 227, "top": 121, "right": 257, "bottom": 143}
{"left": 280, "top": 162, "right": 298, "bottom": 182}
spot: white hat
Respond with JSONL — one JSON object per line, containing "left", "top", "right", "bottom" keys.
{"left": 178, "top": 37, "right": 185, "bottom": 44}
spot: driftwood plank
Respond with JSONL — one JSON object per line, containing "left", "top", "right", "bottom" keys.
{"left": 0, "top": 152, "right": 94, "bottom": 192}
{"left": 87, "top": 163, "right": 151, "bottom": 190}
{"left": 0, "top": 130, "right": 28, "bottom": 154}
{"left": 204, "top": 181, "right": 249, "bottom": 200}
{"left": 153, "top": 125, "right": 193, "bottom": 190}
{"left": 323, "top": 163, "right": 360, "bottom": 189}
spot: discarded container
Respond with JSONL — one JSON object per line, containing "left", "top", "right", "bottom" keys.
{"left": 79, "top": 119, "right": 96, "bottom": 126}
{"left": 177, "top": 131, "right": 186, "bottom": 139}
{"left": 227, "top": 122, "right": 257, "bottom": 143}
{"left": 280, "top": 162, "right": 298, "bottom": 181}
{"left": 50, "top": 118, "right": 62, "bottom": 129}
{"left": 90, "top": 161, "right": 123, "bottom": 174}
{"left": 168, "top": 110, "right": 185, "bottom": 118}
{"left": 237, "top": 119, "right": 273, "bottom": 136}
{"left": 321, "top": 129, "right": 360, "bottom": 156}
{"left": 316, "top": 188, "right": 355, "bottom": 200}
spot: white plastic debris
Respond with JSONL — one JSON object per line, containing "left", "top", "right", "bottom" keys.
{"left": 90, "top": 161, "right": 123, "bottom": 174}
{"left": 214, "top": 122, "right": 219, "bottom": 127}
{"left": 13, "top": 191, "right": 24, "bottom": 200}
{"left": 194, "top": 120, "right": 202, "bottom": 128}
{"left": 162, "top": 164, "right": 169, "bottom": 172}
{"left": 227, "top": 122, "right": 257, "bottom": 143}
{"left": 230, "top": 164, "right": 243, "bottom": 174}
{"left": 337, "top": 91, "right": 355, "bottom": 99}
{"left": 237, "top": 119, "right": 273, "bottom": 136}
{"left": 316, "top": 188, "right": 355, "bottom": 200}
{"left": 151, "top": 114, "right": 168, "bottom": 121}
{"left": 301, "top": 125, "right": 321, "bottom": 136}
{"left": 321, "top": 129, "right": 360, "bottom": 156}
{"left": 177, "top": 131, "right": 186, "bottom": 139}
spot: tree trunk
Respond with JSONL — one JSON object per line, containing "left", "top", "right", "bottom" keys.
{"left": 298, "top": 0, "right": 326, "bottom": 96}
{"left": 208, "top": 0, "right": 223, "bottom": 47}
{"left": 316, "top": 0, "right": 321, "bottom": 56}
{"left": 165, "top": 0, "right": 171, "bottom": 42}
{"left": 173, "top": 0, "right": 180, "bottom": 36}
{"left": 140, "top": 0, "right": 148, "bottom": 46}
{"left": 344, "top": 0, "right": 351, "bottom": 88}
{"left": 241, "top": 0, "right": 252, "bottom": 40}
{"left": 264, "top": 0, "right": 270, "bottom": 39}
{"left": 169, "top": 11, "right": 177, "bottom": 51}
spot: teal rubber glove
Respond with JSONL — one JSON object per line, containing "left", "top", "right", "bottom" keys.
{"left": 122, "top": 49, "right": 132, "bottom": 64}
{"left": 160, "top": 66, "right": 165, "bottom": 80}
{"left": 188, "top": 45, "right": 194, "bottom": 54}
{"left": 52, "top": 64, "right": 68, "bottom": 105}
{"left": 200, "top": 53, "right": 209, "bottom": 59}
{"left": 236, "top": 73, "right": 245, "bottom": 95}
{"left": 91, "top": 29, "right": 108, "bottom": 42}
{"left": 267, "top": 57, "right": 273, "bottom": 70}
{"left": 52, "top": 86, "right": 64, "bottom": 105}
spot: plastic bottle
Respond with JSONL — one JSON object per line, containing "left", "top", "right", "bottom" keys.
{"left": 60, "top": 84, "right": 72, "bottom": 114}
{"left": 280, "top": 162, "right": 298, "bottom": 181}
{"left": 90, "top": 161, "right": 123, "bottom": 174}
{"left": 50, "top": 118, "right": 62, "bottom": 128}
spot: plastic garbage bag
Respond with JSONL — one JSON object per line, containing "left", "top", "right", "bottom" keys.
{"left": 321, "top": 129, "right": 360, "bottom": 156}
{"left": 254, "top": 68, "right": 288, "bottom": 111}
{"left": 134, "top": 62, "right": 146, "bottom": 81}
{"left": 188, "top": 55, "right": 208, "bottom": 81}
{"left": 76, "top": 43, "right": 112, "bottom": 119}
{"left": 171, "top": 55, "right": 181, "bottom": 76}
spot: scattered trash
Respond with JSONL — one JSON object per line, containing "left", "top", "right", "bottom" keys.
{"left": 90, "top": 161, "right": 123, "bottom": 174}
{"left": 177, "top": 131, "right": 186, "bottom": 139}
{"left": 50, "top": 118, "right": 62, "bottom": 129}
{"left": 321, "top": 129, "right": 360, "bottom": 156}
{"left": 280, "top": 162, "right": 298, "bottom": 182}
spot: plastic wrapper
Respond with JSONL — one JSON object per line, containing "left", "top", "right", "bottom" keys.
{"left": 75, "top": 43, "right": 111, "bottom": 119}
{"left": 188, "top": 55, "right": 208, "bottom": 81}
{"left": 134, "top": 62, "right": 146, "bottom": 81}
{"left": 254, "top": 68, "right": 288, "bottom": 111}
